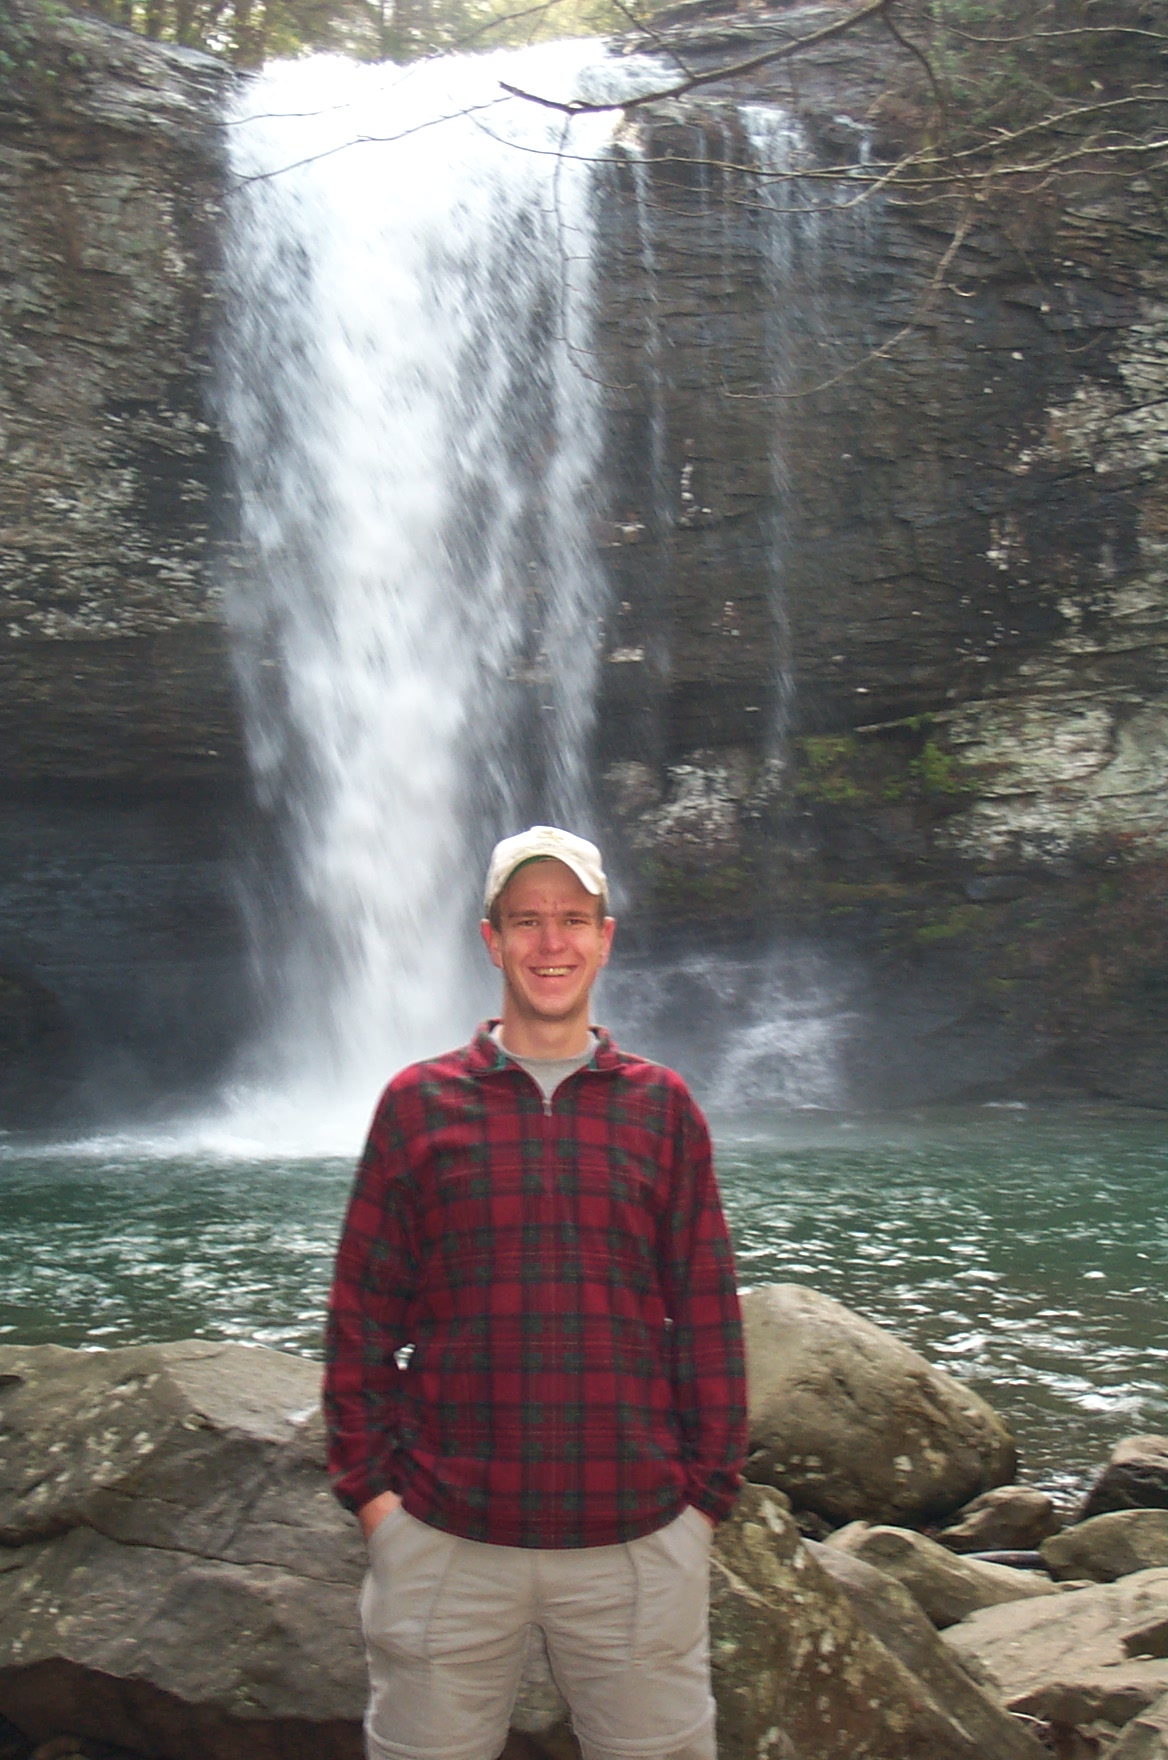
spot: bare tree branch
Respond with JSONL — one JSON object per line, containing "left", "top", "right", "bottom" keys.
{"left": 498, "top": 0, "right": 890, "bottom": 113}
{"left": 879, "top": 2, "right": 978, "bottom": 202}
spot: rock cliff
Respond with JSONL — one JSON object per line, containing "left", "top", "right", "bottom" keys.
{"left": 0, "top": 2, "right": 248, "bottom": 1120}
{"left": 2, "top": 0, "right": 1166, "bottom": 1120}
{"left": 588, "top": 4, "right": 1168, "bottom": 1107}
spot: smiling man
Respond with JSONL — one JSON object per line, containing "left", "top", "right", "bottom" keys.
{"left": 323, "top": 825, "right": 747, "bottom": 1760}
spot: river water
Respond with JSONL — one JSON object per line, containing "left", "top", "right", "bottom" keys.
{"left": 3, "top": 1101, "right": 1164, "bottom": 1505}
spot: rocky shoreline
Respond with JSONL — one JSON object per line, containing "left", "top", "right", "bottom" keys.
{"left": 2, "top": 1287, "right": 1166, "bottom": 1759}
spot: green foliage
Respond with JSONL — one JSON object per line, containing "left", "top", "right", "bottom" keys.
{"left": 70, "top": 0, "right": 372, "bottom": 66}
{"left": 61, "top": 0, "right": 623, "bottom": 66}
{"left": 790, "top": 720, "right": 977, "bottom": 815}
{"left": 1, "top": 2, "right": 44, "bottom": 84}
{"left": 796, "top": 735, "right": 864, "bottom": 803}
{"left": 910, "top": 738, "right": 966, "bottom": 797}
{"left": 638, "top": 853, "right": 757, "bottom": 920}
{"left": 924, "top": 0, "right": 1165, "bottom": 142}
{"left": 915, "top": 904, "right": 982, "bottom": 943}
{"left": 803, "top": 734, "right": 859, "bottom": 768}
{"left": 1, "top": 0, "right": 89, "bottom": 98}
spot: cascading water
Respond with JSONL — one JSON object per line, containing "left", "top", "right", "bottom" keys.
{"left": 583, "top": 105, "right": 853, "bottom": 1114}
{"left": 217, "top": 44, "right": 648, "bottom": 1144}
{"left": 213, "top": 51, "right": 857, "bottom": 1150}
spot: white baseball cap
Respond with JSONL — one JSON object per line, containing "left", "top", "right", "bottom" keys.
{"left": 483, "top": 825, "right": 607, "bottom": 914}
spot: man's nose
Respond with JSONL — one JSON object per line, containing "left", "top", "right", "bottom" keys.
{"left": 538, "top": 918, "right": 567, "bottom": 951}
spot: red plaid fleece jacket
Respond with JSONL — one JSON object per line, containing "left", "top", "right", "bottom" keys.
{"left": 323, "top": 1023, "right": 747, "bottom": 1548}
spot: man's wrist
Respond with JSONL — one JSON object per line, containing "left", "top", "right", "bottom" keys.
{"left": 358, "top": 1489, "right": 403, "bottom": 1539}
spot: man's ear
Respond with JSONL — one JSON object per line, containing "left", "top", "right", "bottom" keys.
{"left": 599, "top": 915, "right": 616, "bottom": 968}
{"left": 480, "top": 917, "right": 504, "bottom": 971}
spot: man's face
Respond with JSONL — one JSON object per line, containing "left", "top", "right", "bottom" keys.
{"left": 481, "top": 859, "right": 614, "bottom": 1032}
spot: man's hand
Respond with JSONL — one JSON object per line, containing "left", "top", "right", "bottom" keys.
{"left": 358, "top": 1490, "right": 403, "bottom": 1541}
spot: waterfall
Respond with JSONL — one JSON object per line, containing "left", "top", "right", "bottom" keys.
{"left": 217, "top": 44, "right": 643, "bottom": 1143}
{"left": 210, "top": 54, "right": 858, "bottom": 1149}
{"left": 588, "top": 103, "right": 854, "bottom": 1112}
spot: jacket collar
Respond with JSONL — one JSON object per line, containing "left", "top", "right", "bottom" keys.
{"left": 465, "top": 1019, "right": 623, "bottom": 1076}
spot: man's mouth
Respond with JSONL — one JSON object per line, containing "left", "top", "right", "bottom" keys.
{"left": 533, "top": 966, "right": 572, "bottom": 977}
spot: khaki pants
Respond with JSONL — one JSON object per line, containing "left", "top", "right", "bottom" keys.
{"left": 360, "top": 1505, "right": 716, "bottom": 1760}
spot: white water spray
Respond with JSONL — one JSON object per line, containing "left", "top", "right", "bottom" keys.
{"left": 204, "top": 60, "right": 859, "bottom": 1153}
{"left": 217, "top": 44, "right": 642, "bottom": 1145}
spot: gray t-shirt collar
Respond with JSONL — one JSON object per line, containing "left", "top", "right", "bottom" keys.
{"left": 490, "top": 1023, "right": 598, "bottom": 1103}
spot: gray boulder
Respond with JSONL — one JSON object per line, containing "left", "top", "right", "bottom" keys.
{"left": 742, "top": 1284, "right": 1017, "bottom": 1525}
{"left": 0, "top": 1342, "right": 561, "bottom": 1758}
{"left": 1082, "top": 1439, "right": 1168, "bottom": 1520}
{"left": 0, "top": 1525, "right": 363, "bottom": 1759}
{"left": 1042, "top": 1511, "right": 1168, "bottom": 1584}
{"left": 0, "top": 1340, "right": 365, "bottom": 1758}
{"left": 1109, "top": 1689, "right": 1168, "bottom": 1759}
{"left": 807, "top": 1540, "right": 1047, "bottom": 1760}
{"left": 942, "top": 1566, "right": 1168, "bottom": 1752}
{"left": 936, "top": 1486, "right": 1062, "bottom": 1554}
{"left": 709, "top": 1482, "right": 1046, "bottom": 1760}
{"left": 0, "top": 1340, "right": 356, "bottom": 1573}
{"left": 826, "top": 1523, "right": 1058, "bottom": 1627}
{"left": 0, "top": 1337, "right": 1045, "bottom": 1760}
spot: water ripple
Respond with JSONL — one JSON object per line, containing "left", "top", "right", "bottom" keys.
{"left": 1, "top": 1106, "right": 1165, "bottom": 1500}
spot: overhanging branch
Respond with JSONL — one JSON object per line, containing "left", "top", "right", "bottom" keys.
{"left": 499, "top": 0, "right": 890, "bottom": 114}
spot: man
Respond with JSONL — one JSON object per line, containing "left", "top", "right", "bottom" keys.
{"left": 323, "top": 825, "right": 747, "bottom": 1760}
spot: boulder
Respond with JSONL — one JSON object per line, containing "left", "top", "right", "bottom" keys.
{"left": 942, "top": 1566, "right": 1168, "bottom": 1751}
{"left": 825, "top": 1523, "right": 1057, "bottom": 1628}
{"left": 806, "top": 1541, "right": 1047, "bottom": 1760}
{"left": 937, "top": 1487, "right": 1062, "bottom": 1554}
{"left": 0, "top": 1341, "right": 354, "bottom": 1571}
{"left": 0, "top": 1341, "right": 364, "bottom": 1758}
{"left": 1109, "top": 1689, "right": 1168, "bottom": 1759}
{"left": 0, "top": 1338, "right": 1048, "bottom": 1760}
{"left": 709, "top": 1482, "right": 1046, "bottom": 1760}
{"left": 1082, "top": 1440, "right": 1168, "bottom": 1521}
{"left": 742, "top": 1285, "right": 1017, "bottom": 1525}
{"left": 0, "top": 1525, "right": 363, "bottom": 1759}
{"left": 0, "top": 1342, "right": 557, "bottom": 1759}
{"left": 1042, "top": 1512, "right": 1168, "bottom": 1584}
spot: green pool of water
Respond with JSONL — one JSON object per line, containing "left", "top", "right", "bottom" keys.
{"left": 2, "top": 1103, "right": 1164, "bottom": 1500}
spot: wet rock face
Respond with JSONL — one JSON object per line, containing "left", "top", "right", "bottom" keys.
{"left": 593, "top": 9, "right": 1168, "bottom": 846}
{"left": 0, "top": 5, "right": 241, "bottom": 777}
{"left": 0, "top": 5, "right": 250, "bottom": 1122}
{"left": 588, "top": 5, "right": 1168, "bottom": 1104}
